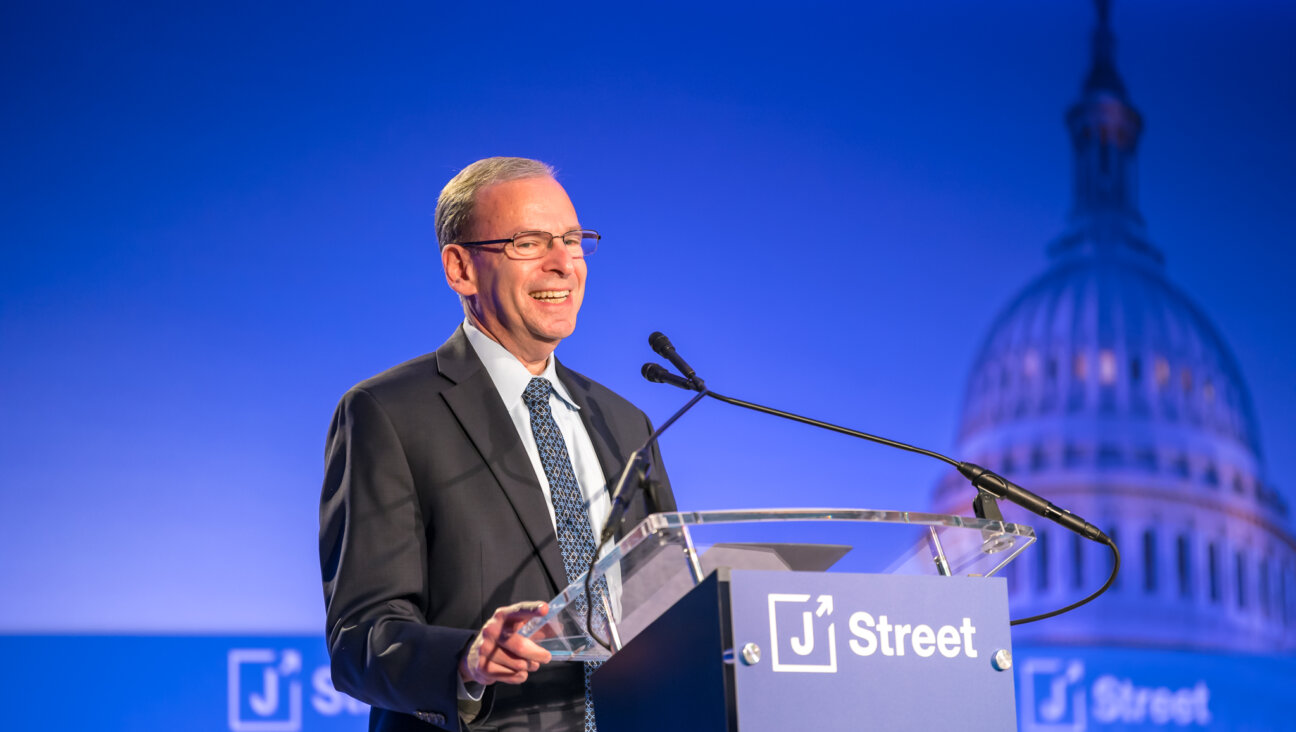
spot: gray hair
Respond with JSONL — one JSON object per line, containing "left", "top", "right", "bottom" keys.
{"left": 435, "top": 157, "right": 555, "bottom": 249}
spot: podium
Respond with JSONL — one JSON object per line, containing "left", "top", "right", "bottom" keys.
{"left": 520, "top": 508, "right": 1034, "bottom": 731}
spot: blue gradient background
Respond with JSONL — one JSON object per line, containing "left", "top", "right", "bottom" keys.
{"left": 2, "top": 0, "right": 1293, "bottom": 652}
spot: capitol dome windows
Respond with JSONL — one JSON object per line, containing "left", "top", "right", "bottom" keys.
{"left": 1283, "top": 565, "right": 1293, "bottom": 627}
{"left": 1134, "top": 447, "right": 1157, "bottom": 471}
{"left": 1129, "top": 354, "right": 1151, "bottom": 415}
{"left": 1236, "top": 551, "right": 1248, "bottom": 609}
{"left": 1023, "top": 349, "right": 1040, "bottom": 379}
{"left": 1065, "top": 443, "right": 1086, "bottom": 468}
{"left": 1040, "top": 352, "right": 1060, "bottom": 412}
{"left": 1030, "top": 444, "right": 1049, "bottom": 472}
{"left": 1143, "top": 529, "right": 1159, "bottom": 594}
{"left": 1097, "top": 443, "right": 1123, "bottom": 468}
{"left": 1177, "top": 534, "right": 1193, "bottom": 599}
{"left": 1001, "top": 452, "right": 1017, "bottom": 476}
{"left": 1099, "top": 349, "right": 1117, "bottom": 384}
{"left": 1154, "top": 356, "right": 1170, "bottom": 387}
{"left": 1035, "top": 529, "right": 1051, "bottom": 592}
{"left": 1067, "top": 354, "right": 1087, "bottom": 411}
{"left": 1071, "top": 532, "right": 1086, "bottom": 589}
{"left": 1259, "top": 557, "right": 1271, "bottom": 616}
{"left": 1208, "top": 542, "right": 1221, "bottom": 603}
{"left": 1106, "top": 525, "right": 1121, "bottom": 591}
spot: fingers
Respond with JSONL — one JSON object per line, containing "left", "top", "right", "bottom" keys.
{"left": 493, "top": 602, "right": 553, "bottom": 671}
{"left": 460, "top": 601, "right": 553, "bottom": 686}
{"left": 497, "top": 600, "right": 549, "bottom": 627}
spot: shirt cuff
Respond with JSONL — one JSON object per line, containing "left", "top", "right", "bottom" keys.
{"left": 456, "top": 675, "right": 485, "bottom": 702}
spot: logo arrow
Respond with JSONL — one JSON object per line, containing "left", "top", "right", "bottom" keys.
{"left": 816, "top": 595, "right": 833, "bottom": 617}
{"left": 280, "top": 649, "right": 302, "bottom": 675}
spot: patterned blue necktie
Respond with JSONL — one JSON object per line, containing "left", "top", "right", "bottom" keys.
{"left": 522, "top": 377, "right": 606, "bottom": 732}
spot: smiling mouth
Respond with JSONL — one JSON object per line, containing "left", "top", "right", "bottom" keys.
{"left": 530, "top": 290, "right": 571, "bottom": 303}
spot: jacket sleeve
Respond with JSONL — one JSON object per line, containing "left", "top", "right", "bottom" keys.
{"left": 319, "top": 387, "right": 476, "bottom": 731}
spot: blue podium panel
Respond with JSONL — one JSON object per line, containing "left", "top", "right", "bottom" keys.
{"left": 726, "top": 570, "right": 1016, "bottom": 731}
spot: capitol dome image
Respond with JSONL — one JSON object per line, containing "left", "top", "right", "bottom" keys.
{"left": 932, "top": 2, "right": 1296, "bottom": 727}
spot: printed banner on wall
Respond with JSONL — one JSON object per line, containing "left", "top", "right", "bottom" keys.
{"left": 0, "top": 636, "right": 368, "bottom": 731}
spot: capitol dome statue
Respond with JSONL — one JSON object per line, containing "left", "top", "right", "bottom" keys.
{"left": 932, "top": 0, "right": 1295, "bottom": 655}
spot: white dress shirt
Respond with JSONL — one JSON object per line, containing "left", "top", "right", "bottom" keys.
{"left": 462, "top": 319, "right": 612, "bottom": 541}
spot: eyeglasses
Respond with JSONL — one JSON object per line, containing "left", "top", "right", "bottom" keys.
{"left": 455, "top": 229, "right": 600, "bottom": 260}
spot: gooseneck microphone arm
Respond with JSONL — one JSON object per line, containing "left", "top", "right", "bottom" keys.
{"left": 707, "top": 387, "right": 962, "bottom": 468}
{"left": 643, "top": 370, "right": 1109, "bottom": 542}
{"left": 642, "top": 363, "right": 1120, "bottom": 626}
{"left": 598, "top": 383, "right": 709, "bottom": 547}
{"left": 583, "top": 350, "right": 710, "bottom": 653}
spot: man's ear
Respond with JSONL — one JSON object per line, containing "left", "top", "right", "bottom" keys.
{"left": 443, "top": 244, "right": 478, "bottom": 297}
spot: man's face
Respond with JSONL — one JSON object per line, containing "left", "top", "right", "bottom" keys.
{"left": 449, "top": 176, "right": 586, "bottom": 366}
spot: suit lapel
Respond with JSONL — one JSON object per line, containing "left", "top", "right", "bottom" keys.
{"left": 436, "top": 329, "right": 568, "bottom": 592}
{"left": 555, "top": 361, "right": 623, "bottom": 496}
{"left": 556, "top": 360, "right": 646, "bottom": 540}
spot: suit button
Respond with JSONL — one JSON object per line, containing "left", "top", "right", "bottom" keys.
{"left": 415, "top": 710, "right": 446, "bottom": 726}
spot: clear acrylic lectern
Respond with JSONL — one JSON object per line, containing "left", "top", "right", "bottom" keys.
{"left": 519, "top": 508, "right": 1035, "bottom": 661}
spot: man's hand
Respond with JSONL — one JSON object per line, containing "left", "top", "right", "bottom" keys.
{"left": 459, "top": 601, "right": 553, "bottom": 686}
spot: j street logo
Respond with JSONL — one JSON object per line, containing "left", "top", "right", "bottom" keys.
{"left": 768, "top": 593, "right": 838, "bottom": 673}
{"left": 227, "top": 648, "right": 368, "bottom": 731}
{"left": 1022, "top": 658, "right": 1086, "bottom": 731}
{"left": 766, "top": 591, "right": 982, "bottom": 675}
{"left": 228, "top": 649, "right": 303, "bottom": 731}
{"left": 1021, "top": 658, "right": 1212, "bottom": 730}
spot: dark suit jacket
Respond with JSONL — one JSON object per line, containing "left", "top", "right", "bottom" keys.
{"left": 320, "top": 327, "right": 675, "bottom": 732}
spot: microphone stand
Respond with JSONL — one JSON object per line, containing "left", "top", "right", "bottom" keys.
{"left": 583, "top": 384, "right": 709, "bottom": 652}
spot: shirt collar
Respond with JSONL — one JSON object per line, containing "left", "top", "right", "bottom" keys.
{"left": 462, "top": 318, "right": 580, "bottom": 411}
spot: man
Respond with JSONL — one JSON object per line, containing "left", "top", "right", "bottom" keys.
{"left": 320, "top": 157, "right": 674, "bottom": 732}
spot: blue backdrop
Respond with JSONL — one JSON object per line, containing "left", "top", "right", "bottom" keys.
{"left": 2, "top": 1, "right": 1293, "bottom": 729}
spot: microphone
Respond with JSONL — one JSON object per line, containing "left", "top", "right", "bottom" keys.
{"left": 642, "top": 362, "right": 700, "bottom": 391}
{"left": 649, "top": 332, "right": 704, "bottom": 388}
{"left": 957, "top": 463, "right": 1106, "bottom": 542}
